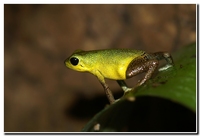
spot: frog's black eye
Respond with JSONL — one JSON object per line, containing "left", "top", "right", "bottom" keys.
{"left": 70, "top": 57, "right": 79, "bottom": 66}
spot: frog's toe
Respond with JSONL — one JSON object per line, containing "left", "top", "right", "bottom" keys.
{"left": 114, "top": 98, "right": 121, "bottom": 103}
{"left": 158, "top": 64, "right": 173, "bottom": 71}
{"left": 124, "top": 88, "right": 133, "bottom": 93}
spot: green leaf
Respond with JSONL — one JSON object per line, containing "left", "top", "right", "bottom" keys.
{"left": 132, "top": 43, "right": 196, "bottom": 112}
{"left": 82, "top": 43, "right": 196, "bottom": 132}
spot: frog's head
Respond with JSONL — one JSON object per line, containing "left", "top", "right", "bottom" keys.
{"left": 64, "top": 50, "right": 90, "bottom": 72}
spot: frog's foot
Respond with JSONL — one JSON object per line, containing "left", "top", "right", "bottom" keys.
{"left": 122, "top": 87, "right": 136, "bottom": 97}
{"left": 121, "top": 86, "right": 133, "bottom": 93}
{"left": 114, "top": 98, "right": 121, "bottom": 103}
{"left": 158, "top": 64, "right": 173, "bottom": 71}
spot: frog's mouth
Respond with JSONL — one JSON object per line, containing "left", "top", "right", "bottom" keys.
{"left": 64, "top": 58, "right": 86, "bottom": 72}
{"left": 64, "top": 58, "right": 69, "bottom": 66}
{"left": 64, "top": 58, "right": 72, "bottom": 68}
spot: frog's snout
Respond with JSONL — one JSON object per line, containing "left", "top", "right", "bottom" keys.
{"left": 64, "top": 58, "right": 68, "bottom": 66}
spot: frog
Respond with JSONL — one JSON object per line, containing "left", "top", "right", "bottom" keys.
{"left": 64, "top": 49, "right": 174, "bottom": 104}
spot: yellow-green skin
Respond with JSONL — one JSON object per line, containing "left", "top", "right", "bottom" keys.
{"left": 65, "top": 49, "right": 145, "bottom": 80}
{"left": 64, "top": 49, "right": 173, "bottom": 104}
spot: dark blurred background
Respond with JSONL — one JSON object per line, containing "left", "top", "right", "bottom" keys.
{"left": 4, "top": 4, "right": 196, "bottom": 132}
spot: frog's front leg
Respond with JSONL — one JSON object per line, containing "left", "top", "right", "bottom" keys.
{"left": 117, "top": 80, "right": 132, "bottom": 93}
{"left": 126, "top": 57, "right": 159, "bottom": 90}
{"left": 100, "top": 82, "right": 115, "bottom": 104}
{"left": 95, "top": 71, "right": 115, "bottom": 104}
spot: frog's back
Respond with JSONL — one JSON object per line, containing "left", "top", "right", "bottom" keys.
{"left": 80, "top": 49, "right": 143, "bottom": 58}
{"left": 81, "top": 49, "right": 145, "bottom": 80}
{"left": 98, "top": 49, "right": 144, "bottom": 59}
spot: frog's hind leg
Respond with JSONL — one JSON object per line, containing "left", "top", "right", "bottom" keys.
{"left": 151, "top": 52, "right": 173, "bottom": 65}
{"left": 126, "top": 56, "right": 159, "bottom": 90}
{"left": 150, "top": 52, "right": 174, "bottom": 71}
